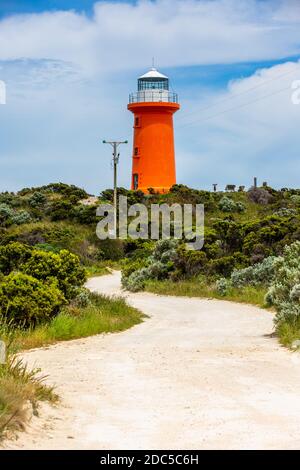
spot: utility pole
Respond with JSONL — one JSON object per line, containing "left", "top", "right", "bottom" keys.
{"left": 102, "top": 140, "right": 128, "bottom": 237}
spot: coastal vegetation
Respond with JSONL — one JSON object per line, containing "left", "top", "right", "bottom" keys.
{"left": 1, "top": 181, "right": 300, "bottom": 438}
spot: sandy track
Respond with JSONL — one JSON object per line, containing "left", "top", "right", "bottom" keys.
{"left": 4, "top": 271, "right": 300, "bottom": 450}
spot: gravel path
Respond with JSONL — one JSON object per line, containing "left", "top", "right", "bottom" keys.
{"left": 4, "top": 271, "right": 300, "bottom": 450}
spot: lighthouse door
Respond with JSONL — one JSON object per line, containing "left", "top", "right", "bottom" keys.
{"left": 133, "top": 173, "right": 139, "bottom": 190}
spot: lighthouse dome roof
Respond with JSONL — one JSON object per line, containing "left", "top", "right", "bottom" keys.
{"left": 139, "top": 67, "right": 168, "bottom": 80}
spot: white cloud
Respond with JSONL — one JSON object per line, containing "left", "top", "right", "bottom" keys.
{"left": 0, "top": 1, "right": 300, "bottom": 192}
{"left": 0, "top": 0, "right": 299, "bottom": 76}
{"left": 176, "top": 60, "right": 300, "bottom": 189}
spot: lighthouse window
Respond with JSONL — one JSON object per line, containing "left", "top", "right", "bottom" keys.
{"left": 133, "top": 174, "right": 139, "bottom": 190}
{"left": 138, "top": 79, "right": 168, "bottom": 91}
{"left": 134, "top": 147, "right": 139, "bottom": 156}
{"left": 135, "top": 117, "right": 140, "bottom": 127}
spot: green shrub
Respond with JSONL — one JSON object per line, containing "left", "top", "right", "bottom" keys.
{"left": 151, "top": 238, "right": 177, "bottom": 261}
{"left": 291, "top": 195, "right": 300, "bottom": 206}
{"left": 172, "top": 245, "right": 207, "bottom": 278}
{"left": 34, "top": 243, "right": 60, "bottom": 253}
{"left": 98, "top": 239, "right": 125, "bottom": 261}
{"left": 71, "top": 205, "right": 97, "bottom": 224}
{"left": 121, "top": 258, "right": 148, "bottom": 280}
{"left": 0, "top": 192, "right": 21, "bottom": 207}
{"left": 235, "top": 202, "right": 246, "bottom": 212}
{"left": 274, "top": 208, "right": 297, "bottom": 217}
{"left": 0, "top": 204, "right": 13, "bottom": 225}
{"left": 0, "top": 242, "right": 32, "bottom": 275}
{"left": 28, "top": 191, "right": 47, "bottom": 208}
{"left": 11, "top": 210, "right": 32, "bottom": 225}
{"left": 218, "top": 196, "right": 245, "bottom": 213}
{"left": 124, "top": 239, "right": 154, "bottom": 259}
{"left": 72, "top": 287, "right": 92, "bottom": 308}
{"left": 21, "top": 249, "right": 86, "bottom": 299}
{"left": 19, "top": 183, "right": 88, "bottom": 201}
{"left": 122, "top": 268, "right": 149, "bottom": 292}
{"left": 48, "top": 200, "right": 73, "bottom": 221}
{"left": 0, "top": 272, "right": 65, "bottom": 327}
{"left": 1, "top": 222, "right": 77, "bottom": 249}
{"left": 231, "top": 256, "right": 277, "bottom": 287}
{"left": 266, "top": 242, "right": 300, "bottom": 324}
{"left": 209, "top": 253, "right": 247, "bottom": 277}
{"left": 121, "top": 239, "right": 178, "bottom": 292}
{"left": 216, "top": 278, "right": 229, "bottom": 296}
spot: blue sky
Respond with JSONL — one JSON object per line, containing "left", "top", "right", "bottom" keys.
{"left": 0, "top": 0, "right": 300, "bottom": 193}
{"left": 0, "top": 1, "right": 114, "bottom": 17}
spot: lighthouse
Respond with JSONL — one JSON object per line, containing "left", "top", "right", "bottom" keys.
{"left": 128, "top": 67, "right": 180, "bottom": 193}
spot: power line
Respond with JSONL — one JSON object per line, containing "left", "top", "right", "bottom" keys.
{"left": 177, "top": 68, "right": 297, "bottom": 122}
{"left": 177, "top": 85, "right": 291, "bottom": 129}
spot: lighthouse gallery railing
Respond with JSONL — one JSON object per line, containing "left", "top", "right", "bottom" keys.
{"left": 129, "top": 91, "right": 178, "bottom": 104}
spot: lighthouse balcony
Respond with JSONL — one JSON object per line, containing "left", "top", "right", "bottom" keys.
{"left": 129, "top": 90, "right": 178, "bottom": 104}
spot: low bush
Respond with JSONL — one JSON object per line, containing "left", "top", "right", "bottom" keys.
{"left": 0, "top": 242, "right": 32, "bottom": 275}
{"left": 19, "top": 183, "right": 88, "bottom": 201}
{"left": 11, "top": 210, "right": 32, "bottom": 226}
{"left": 216, "top": 278, "right": 229, "bottom": 296}
{"left": 71, "top": 287, "right": 92, "bottom": 308}
{"left": 122, "top": 268, "right": 149, "bottom": 292}
{"left": 230, "top": 256, "right": 277, "bottom": 287}
{"left": 71, "top": 205, "right": 98, "bottom": 224}
{"left": 266, "top": 241, "right": 300, "bottom": 324}
{"left": 218, "top": 196, "right": 245, "bottom": 213}
{"left": 98, "top": 239, "right": 125, "bottom": 261}
{"left": 121, "top": 239, "right": 177, "bottom": 292}
{"left": 172, "top": 245, "right": 207, "bottom": 279}
{"left": 0, "top": 272, "right": 65, "bottom": 327}
{"left": 28, "top": 191, "right": 47, "bottom": 208}
{"left": 0, "top": 204, "right": 13, "bottom": 226}
{"left": 21, "top": 249, "right": 86, "bottom": 299}
{"left": 48, "top": 200, "right": 73, "bottom": 221}
{"left": 0, "top": 243, "right": 87, "bottom": 329}
{"left": 209, "top": 253, "right": 247, "bottom": 277}
{"left": 290, "top": 195, "right": 300, "bottom": 206}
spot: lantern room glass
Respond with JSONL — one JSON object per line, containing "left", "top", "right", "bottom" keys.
{"left": 138, "top": 78, "right": 169, "bottom": 91}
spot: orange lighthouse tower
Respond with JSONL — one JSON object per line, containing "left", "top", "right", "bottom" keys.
{"left": 128, "top": 67, "right": 180, "bottom": 193}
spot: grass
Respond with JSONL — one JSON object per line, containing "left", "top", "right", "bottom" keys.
{"left": 0, "top": 353, "right": 57, "bottom": 440}
{"left": 1, "top": 292, "right": 144, "bottom": 352}
{"left": 0, "top": 292, "right": 143, "bottom": 440}
{"left": 85, "top": 264, "right": 109, "bottom": 277}
{"left": 276, "top": 317, "right": 300, "bottom": 349}
{"left": 85, "top": 261, "right": 122, "bottom": 278}
{"left": 145, "top": 279, "right": 268, "bottom": 308}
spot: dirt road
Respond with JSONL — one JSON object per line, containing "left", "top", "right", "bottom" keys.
{"left": 5, "top": 272, "right": 300, "bottom": 449}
